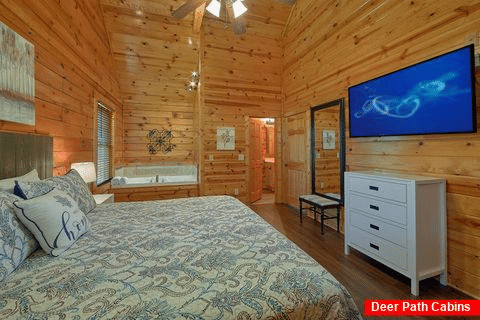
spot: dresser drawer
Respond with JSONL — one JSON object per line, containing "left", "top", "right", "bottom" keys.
{"left": 349, "top": 176, "right": 407, "bottom": 203}
{"left": 349, "top": 193, "right": 407, "bottom": 225}
{"left": 350, "top": 210, "right": 407, "bottom": 247}
{"left": 348, "top": 226, "right": 407, "bottom": 270}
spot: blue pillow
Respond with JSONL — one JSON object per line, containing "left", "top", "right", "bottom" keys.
{"left": 14, "top": 170, "right": 96, "bottom": 214}
{"left": 14, "top": 180, "right": 53, "bottom": 199}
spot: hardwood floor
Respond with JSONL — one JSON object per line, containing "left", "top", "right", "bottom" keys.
{"left": 249, "top": 203, "right": 474, "bottom": 320}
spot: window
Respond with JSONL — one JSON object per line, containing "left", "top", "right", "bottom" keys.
{"left": 97, "top": 102, "right": 113, "bottom": 185}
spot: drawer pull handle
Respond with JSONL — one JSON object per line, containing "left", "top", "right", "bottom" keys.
{"left": 370, "top": 243, "right": 379, "bottom": 250}
{"left": 369, "top": 186, "right": 379, "bottom": 191}
{"left": 370, "top": 224, "right": 379, "bottom": 231}
{"left": 369, "top": 205, "right": 379, "bottom": 211}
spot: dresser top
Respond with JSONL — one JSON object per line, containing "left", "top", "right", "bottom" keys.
{"left": 346, "top": 171, "right": 445, "bottom": 183}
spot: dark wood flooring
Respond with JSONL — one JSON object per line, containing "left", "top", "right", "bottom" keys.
{"left": 249, "top": 203, "right": 475, "bottom": 320}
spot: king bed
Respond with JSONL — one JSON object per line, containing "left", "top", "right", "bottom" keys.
{"left": 0, "top": 132, "right": 361, "bottom": 319}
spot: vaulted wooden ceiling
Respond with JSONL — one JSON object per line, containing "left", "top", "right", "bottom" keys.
{"left": 98, "top": 0, "right": 292, "bottom": 165}
{"left": 99, "top": 0, "right": 292, "bottom": 106}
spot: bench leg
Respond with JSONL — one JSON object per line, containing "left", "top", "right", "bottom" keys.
{"left": 321, "top": 208, "right": 325, "bottom": 235}
{"left": 299, "top": 201, "right": 303, "bottom": 224}
{"left": 336, "top": 207, "right": 340, "bottom": 232}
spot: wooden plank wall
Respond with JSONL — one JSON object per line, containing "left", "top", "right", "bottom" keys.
{"left": 111, "top": 184, "right": 199, "bottom": 202}
{"left": 0, "top": 0, "right": 123, "bottom": 176}
{"left": 101, "top": 1, "right": 200, "bottom": 166}
{"left": 200, "top": 2, "right": 289, "bottom": 202}
{"left": 283, "top": 0, "right": 480, "bottom": 298}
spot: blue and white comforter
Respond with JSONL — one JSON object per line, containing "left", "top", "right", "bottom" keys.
{"left": 0, "top": 196, "right": 361, "bottom": 319}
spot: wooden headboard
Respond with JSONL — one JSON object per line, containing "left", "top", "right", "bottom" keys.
{"left": 0, "top": 132, "right": 53, "bottom": 180}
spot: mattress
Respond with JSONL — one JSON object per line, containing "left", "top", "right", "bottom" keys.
{"left": 0, "top": 196, "right": 361, "bottom": 319}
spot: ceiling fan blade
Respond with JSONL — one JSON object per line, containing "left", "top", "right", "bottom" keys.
{"left": 277, "top": 0, "right": 296, "bottom": 4}
{"left": 172, "top": 0, "right": 208, "bottom": 20}
{"left": 225, "top": 0, "right": 247, "bottom": 35}
{"left": 232, "top": 20, "right": 246, "bottom": 35}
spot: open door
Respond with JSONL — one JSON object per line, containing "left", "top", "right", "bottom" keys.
{"left": 249, "top": 118, "right": 264, "bottom": 203}
{"left": 284, "top": 112, "right": 308, "bottom": 208}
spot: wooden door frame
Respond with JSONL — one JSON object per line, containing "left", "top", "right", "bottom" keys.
{"left": 247, "top": 116, "right": 279, "bottom": 204}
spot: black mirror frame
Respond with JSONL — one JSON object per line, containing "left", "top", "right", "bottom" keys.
{"left": 310, "top": 98, "right": 346, "bottom": 205}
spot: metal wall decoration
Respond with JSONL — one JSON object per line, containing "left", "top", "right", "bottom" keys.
{"left": 0, "top": 22, "right": 35, "bottom": 125}
{"left": 146, "top": 129, "right": 176, "bottom": 154}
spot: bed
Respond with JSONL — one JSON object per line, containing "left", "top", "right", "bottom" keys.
{"left": 0, "top": 132, "right": 361, "bottom": 319}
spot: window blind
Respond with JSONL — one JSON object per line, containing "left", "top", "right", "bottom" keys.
{"left": 97, "top": 102, "right": 113, "bottom": 185}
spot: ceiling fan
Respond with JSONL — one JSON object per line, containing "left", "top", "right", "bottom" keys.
{"left": 172, "top": 0, "right": 296, "bottom": 35}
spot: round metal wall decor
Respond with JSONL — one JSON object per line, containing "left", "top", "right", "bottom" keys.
{"left": 146, "top": 129, "right": 176, "bottom": 154}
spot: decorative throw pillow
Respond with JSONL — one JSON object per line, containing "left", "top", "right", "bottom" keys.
{"left": 0, "top": 169, "right": 40, "bottom": 194}
{"left": 13, "top": 188, "right": 89, "bottom": 257}
{"left": 14, "top": 169, "right": 96, "bottom": 214}
{"left": 14, "top": 180, "right": 54, "bottom": 200}
{"left": 0, "top": 192, "right": 39, "bottom": 282}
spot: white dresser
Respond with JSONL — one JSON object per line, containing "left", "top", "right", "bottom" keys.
{"left": 344, "top": 171, "right": 447, "bottom": 295}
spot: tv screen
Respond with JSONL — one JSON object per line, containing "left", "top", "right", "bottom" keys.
{"left": 348, "top": 45, "right": 477, "bottom": 138}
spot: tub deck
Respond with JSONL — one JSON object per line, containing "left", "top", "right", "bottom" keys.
{"left": 110, "top": 164, "right": 199, "bottom": 201}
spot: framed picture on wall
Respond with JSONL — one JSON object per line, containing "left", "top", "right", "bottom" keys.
{"left": 323, "top": 130, "right": 336, "bottom": 150}
{"left": 0, "top": 22, "right": 35, "bottom": 125}
{"left": 217, "top": 127, "right": 235, "bottom": 150}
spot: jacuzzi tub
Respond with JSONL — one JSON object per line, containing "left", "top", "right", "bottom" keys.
{"left": 111, "top": 164, "right": 198, "bottom": 187}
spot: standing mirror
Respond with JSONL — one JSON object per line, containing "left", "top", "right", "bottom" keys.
{"left": 311, "top": 98, "right": 345, "bottom": 204}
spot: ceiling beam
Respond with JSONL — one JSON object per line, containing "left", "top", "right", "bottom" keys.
{"left": 193, "top": 3, "right": 206, "bottom": 34}
{"left": 172, "top": 0, "right": 208, "bottom": 20}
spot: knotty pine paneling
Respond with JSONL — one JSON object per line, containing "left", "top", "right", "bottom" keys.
{"left": 283, "top": 0, "right": 480, "bottom": 298}
{"left": 101, "top": 3, "right": 199, "bottom": 166}
{"left": 111, "top": 184, "right": 199, "bottom": 202}
{"left": 0, "top": 0, "right": 122, "bottom": 176}
{"left": 98, "top": 0, "right": 289, "bottom": 201}
{"left": 200, "top": 13, "right": 286, "bottom": 202}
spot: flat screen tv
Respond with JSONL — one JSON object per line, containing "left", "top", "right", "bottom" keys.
{"left": 348, "top": 45, "right": 477, "bottom": 138}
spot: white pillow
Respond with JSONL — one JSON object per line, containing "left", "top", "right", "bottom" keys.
{"left": 13, "top": 188, "right": 89, "bottom": 256}
{"left": 0, "top": 169, "right": 40, "bottom": 193}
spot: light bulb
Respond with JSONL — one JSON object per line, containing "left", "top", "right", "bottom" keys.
{"left": 206, "top": 0, "right": 221, "bottom": 17}
{"left": 232, "top": 0, "right": 247, "bottom": 18}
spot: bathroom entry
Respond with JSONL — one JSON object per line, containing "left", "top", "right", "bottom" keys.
{"left": 249, "top": 118, "right": 275, "bottom": 204}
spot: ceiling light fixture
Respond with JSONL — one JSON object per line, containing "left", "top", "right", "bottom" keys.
{"left": 186, "top": 70, "right": 200, "bottom": 91}
{"left": 232, "top": 0, "right": 247, "bottom": 18}
{"left": 206, "top": 0, "right": 221, "bottom": 17}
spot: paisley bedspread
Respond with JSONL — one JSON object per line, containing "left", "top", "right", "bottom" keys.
{"left": 0, "top": 196, "right": 361, "bottom": 319}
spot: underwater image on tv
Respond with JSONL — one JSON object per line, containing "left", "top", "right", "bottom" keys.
{"left": 348, "top": 45, "right": 476, "bottom": 137}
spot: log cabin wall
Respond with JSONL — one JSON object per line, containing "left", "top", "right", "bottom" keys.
{"left": 200, "top": 1, "right": 289, "bottom": 202}
{"left": 100, "top": 1, "right": 200, "bottom": 167}
{"left": 283, "top": 0, "right": 480, "bottom": 298}
{"left": 0, "top": 0, "right": 123, "bottom": 176}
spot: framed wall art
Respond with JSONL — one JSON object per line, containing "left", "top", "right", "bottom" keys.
{"left": 322, "top": 129, "right": 336, "bottom": 150}
{"left": 217, "top": 127, "right": 235, "bottom": 150}
{"left": 0, "top": 22, "right": 35, "bottom": 125}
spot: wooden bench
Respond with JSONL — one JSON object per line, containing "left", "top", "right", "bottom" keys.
{"left": 299, "top": 193, "right": 341, "bottom": 234}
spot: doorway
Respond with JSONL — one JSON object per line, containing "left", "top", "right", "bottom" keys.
{"left": 249, "top": 118, "right": 276, "bottom": 204}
